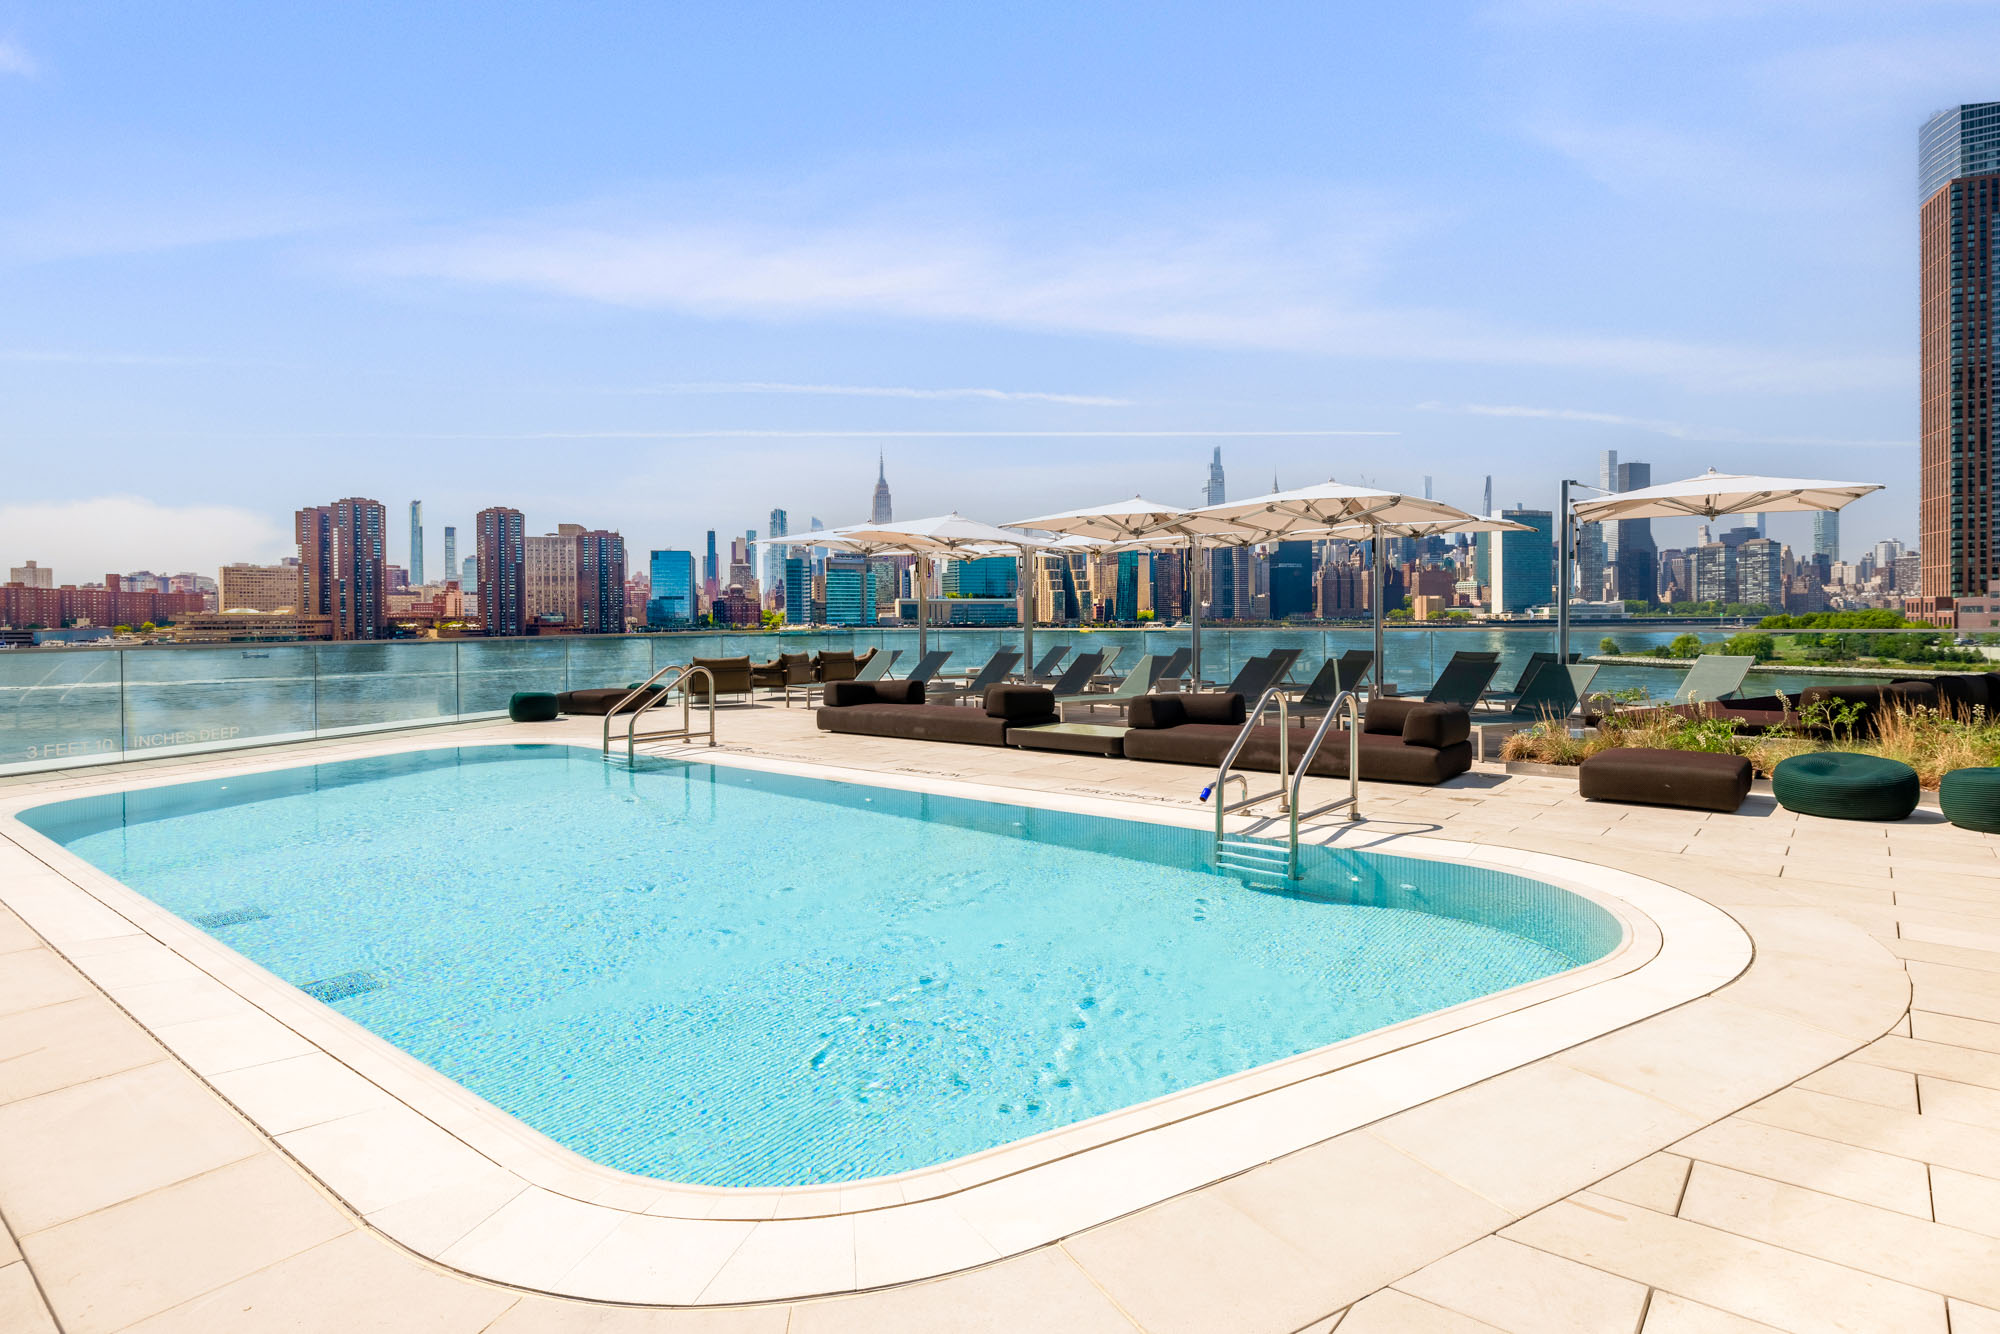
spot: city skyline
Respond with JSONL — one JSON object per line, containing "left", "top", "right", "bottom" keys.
{"left": 5, "top": 5, "right": 1979, "bottom": 578}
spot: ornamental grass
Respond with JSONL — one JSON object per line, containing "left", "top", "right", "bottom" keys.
{"left": 1499, "top": 702, "right": 2000, "bottom": 790}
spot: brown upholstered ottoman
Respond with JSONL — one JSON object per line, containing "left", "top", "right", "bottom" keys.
{"left": 1579, "top": 748, "right": 1752, "bottom": 813}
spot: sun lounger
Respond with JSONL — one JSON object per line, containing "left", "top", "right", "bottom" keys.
{"left": 1292, "top": 650, "right": 1375, "bottom": 719}
{"left": 1024, "top": 646, "right": 1071, "bottom": 683}
{"left": 1471, "top": 664, "right": 1600, "bottom": 759}
{"left": 853, "top": 649, "right": 901, "bottom": 682}
{"left": 897, "top": 650, "right": 954, "bottom": 685}
{"left": 1652, "top": 653, "right": 1754, "bottom": 708}
{"left": 1043, "top": 650, "right": 1106, "bottom": 699}
{"left": 1211, "top": 654, "right": 1284, "bottom": 705}
{"left": 931, "top": 650, "right": 1024, "bottom": 705}
{"left": 1424, "top": 652, "right": 1501, "bottom": 709}
{"left": 1057, "top": 654, "right": 1171, "bottom": 718}
{"left": 1151, "top": 647, "right": 1192, "bottom": 689}
{"left": 1481, "top": 651, "right": 1554, "bottom": 710}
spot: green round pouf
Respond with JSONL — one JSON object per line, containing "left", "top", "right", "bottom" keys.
{"left": 508, "top": 691, "right": 559, "bottom": 723}
{"left": 1939, "top": 767, "right": 2000, "bottom": 833}
{"left": 1772, "top": 751, "right": 1920, "bottom": 822}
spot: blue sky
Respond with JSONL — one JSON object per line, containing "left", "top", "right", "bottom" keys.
{"left": 3, "top": 1, "right": 1993, "bottom": 578}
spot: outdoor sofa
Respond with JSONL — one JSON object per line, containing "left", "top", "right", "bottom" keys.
{"left": 1120, "top": 692, "right": 1472, "bottom": 785}
{"left": 816, "top": 681, "right": 1059, "bottom": 746}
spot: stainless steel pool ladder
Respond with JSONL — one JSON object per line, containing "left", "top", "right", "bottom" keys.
{"left": 1284, "top": 689, "right": 1363, "bottom": 879}
{"left": 1201, "top": 684, "right": 1362, "bottom": 881}
{"left": 1202, "top": 685, "right": 1292, "bottom": 881}
{"left": 602, "top": 664, "right": 717, "bottom": 762}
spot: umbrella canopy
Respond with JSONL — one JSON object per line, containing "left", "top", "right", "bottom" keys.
{"left": 757, "top": 514, "right": 1050, "bottom": 659}
{"left": 1571, "top": 469, "right": 1883, "bottom": 525}
{"left": 814, "top": 512, "right": 1052, "bottom": 555}
{"left": 1005, "top": 497, "right": 1223, "bottom": 543}
{"left": 1187, "top": 482, "right": 1478, "bottom": 540}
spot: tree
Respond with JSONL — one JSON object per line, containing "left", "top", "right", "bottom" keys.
{"left": 1666, "top": 633, "right": 1704, "bottom": 659}
{"left": 760, "top": 609, "right": 784, "bottom": 630}
{"left": 1719, "top": 632, "right": 1778, "bottom": 662}
{"left": 1136, "top": 609, "right": 1156, "bottom": 622}
{"left": 1599, "top": 636, "right": 1622, "bottom": 655}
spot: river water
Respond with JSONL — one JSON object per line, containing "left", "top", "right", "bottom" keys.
{"left": 0, "top": 625, "right": 1882, "bottom": 775}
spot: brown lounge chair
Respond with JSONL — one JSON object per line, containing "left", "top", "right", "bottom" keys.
{"left": 813, "top": 648, "right": 878, "bottom": 683}
{"left": 1121, "top": 693, "right": 1472, "bottom": 785}
{"left": 816, "top": 682, "right": 1058, "bottom": 746}
{"left": 752, "top": 652, "right": 816, "bottom": 705}
{"left": 684, "top": 656, "right": 755, "bottom": 704}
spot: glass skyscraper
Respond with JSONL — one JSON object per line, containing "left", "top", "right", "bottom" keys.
{"left": 953, "top": 556, "right": 1017, "bottom": 599}
{"left": 647, "top": 550, "right": 696, "bottom": 627}
{"left": 1481, "top": 509, "right": 1555, "bottom": 615}
{"left": 1268, "top": 541, "right": 1314, "bottom": 620}
{"left": 784, "top": 554, "right": 810, "bottom": 625}
{"left": 823, "top": 557, "right": 877, "bottom": 626}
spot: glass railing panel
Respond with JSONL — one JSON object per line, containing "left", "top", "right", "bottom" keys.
{"left": 0, "top": 649, "right": 126, "bottom": 774}
{"left": 563, "top": 637, "right": 654, "bottom": 692}
{"left": 121, "top": 644, "right": 320, "bottom": 758}
{"left": 455, "top": 638, "right": 568, "bottom": 714}
{"left": 316, "top": 641, "right": 457, "bottom": 735}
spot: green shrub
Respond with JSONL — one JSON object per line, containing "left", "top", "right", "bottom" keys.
{"left": 1666, "top": 633, "right": 1704, "bottom": 659}
{"left": 1719, "top": 632, "right": 1777, "bottom": 662}
{"left": 1599, "top": 636, "right": 1622, "bottom": 655}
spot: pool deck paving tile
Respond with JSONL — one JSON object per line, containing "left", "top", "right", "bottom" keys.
{"left": 0, "top": 705, "right": 1998, "bottom": 1328}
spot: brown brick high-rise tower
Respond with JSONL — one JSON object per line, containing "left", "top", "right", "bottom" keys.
{"left": 1916, "top": 104, "right": 2000, "bottom": 623}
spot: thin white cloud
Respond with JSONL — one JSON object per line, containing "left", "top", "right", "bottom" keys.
{"left": 1424, "top": 401, "right": 1913, "bottom": 448}
{"left": 0, "top": 496, "right": 290, "bottom": 576}
{"left": 173, "top": 427, "right": 1396, "bottom": 441}
{"left": 632, "top": 381, "right": 1133, "bottom": 407}
{"left": 0, "top": 41, "right": 35, "bottom": 78}
{"left": 364, "top": 200, "right": 1901, "bottom": 394}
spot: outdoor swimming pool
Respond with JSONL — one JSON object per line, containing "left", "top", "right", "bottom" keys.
{"left": 21, "top": 744, "right": 1624, "bottom": 1188}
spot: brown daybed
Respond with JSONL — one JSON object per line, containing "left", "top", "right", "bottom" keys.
{"left": 1121, "top": 693, "right": 1473, "bottom": 786}
{"left": 816, "top": 681, "right": 1059, "bottom": 747}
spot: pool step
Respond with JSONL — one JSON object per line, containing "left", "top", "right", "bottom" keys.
{"left": 1214, "top": 837, "right": 1295, "bottom": 881}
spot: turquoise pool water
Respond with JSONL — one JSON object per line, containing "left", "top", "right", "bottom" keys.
{"left": 21, "top": 745, "right": 1622, "bottom": 1188}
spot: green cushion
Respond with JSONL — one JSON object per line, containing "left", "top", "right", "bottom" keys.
{"left": 1771, "top": 751, "right": 1919, "bottom": 822}
{"left": 1939, "top": 767, "right": 2000, "bottom": 834}
{"left": 508, "top": 691, "right": 560, "bottom": 723}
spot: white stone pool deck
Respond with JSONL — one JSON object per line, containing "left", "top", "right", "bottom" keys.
{"left": 0, "top": 703, "right": 1995, "bottom": 1332}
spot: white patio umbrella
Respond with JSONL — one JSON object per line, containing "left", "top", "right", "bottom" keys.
{"left": 1188, "top": 484, "right": 1491, "bottom": 693}
{"left": 1558, "top": 468, "right": 1885, "bottom": 661}
{"left": 760, "top": 513, "right": 1052, "bottom": 662}
{"left": 1004, "top": 498, "right": 1243, "bottom": 680}
{"left": 1569, "top": 470, "right": 1885, "bottom": 524}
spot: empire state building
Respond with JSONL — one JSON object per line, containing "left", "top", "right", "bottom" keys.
{"left": 871, "top": 452, "right": 894, "bottom": 523}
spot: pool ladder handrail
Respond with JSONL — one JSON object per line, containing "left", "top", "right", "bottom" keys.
{"left": 602, "top": 664, "right": 717, "bottom": 761}
{"left": 1202, "top": 683, "right": 1291, "bottom": 842}
{"left": 1285, "top": 688, "right": 1363, "bottom": 879}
